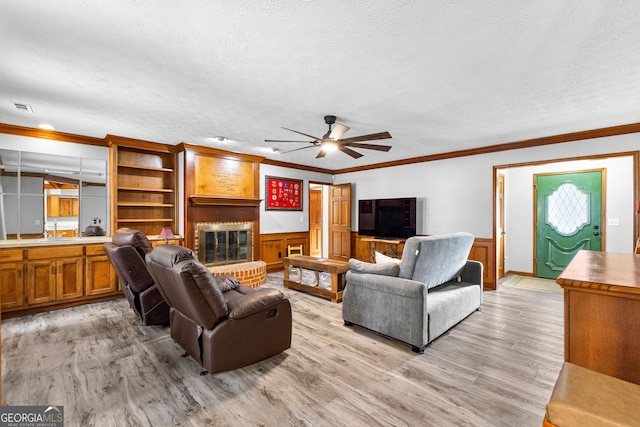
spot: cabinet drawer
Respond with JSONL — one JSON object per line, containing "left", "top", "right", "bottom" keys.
{"left": 27, "top": 245, "right": 84, "bottom": 260}
{"left": 85, "top": 244, "right": 106, "bottom": 256}
{"left": 0, "top": 249, "right": 24, "bottom": 262}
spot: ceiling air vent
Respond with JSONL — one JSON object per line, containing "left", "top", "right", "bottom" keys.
{"left": 12, "top": 102, "right": 33, "bottom": 113}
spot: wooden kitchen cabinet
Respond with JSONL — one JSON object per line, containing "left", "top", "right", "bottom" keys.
{"left": 0, "top": 249, "right": 25, "bottom": 310}
{"left": 85, "top": 244, "right": 117, "bottom": 296}
{"left": 25, "top": 245, "right": 84, "bottom": 306}
{"left": 26, "top": 259, "right": 58, "bottom": 305}
{"left": 26, "top": 246, "right": 84, "bottom": 304}
{"left": 2, "top": 241, "right": 122, "bottom": 318}
{"left": 55, "top": 257, "right": 84, "bottom": 300}
{"left": 58, "top": 197, "right": 79, "bottom": 217}
{"left": 47, "top": 196, "right": 79, "bottom": 217}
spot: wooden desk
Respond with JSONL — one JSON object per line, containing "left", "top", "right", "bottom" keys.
{"left": 557, "top": 250, "right": 640, "bottom": 384}
{"left": 283, "top": 256, "right": 349, "bottom": 303}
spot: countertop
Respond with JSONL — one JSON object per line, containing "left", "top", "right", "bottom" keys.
{"left": 0, "top": 236, "right": 111, "bottom": 248}
{"left": 0, "top": 234, "right": 177, "bottom": 248}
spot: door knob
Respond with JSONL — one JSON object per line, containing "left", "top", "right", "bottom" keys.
{"left": 594, "top": 232, "right": 600, "bottom": 236}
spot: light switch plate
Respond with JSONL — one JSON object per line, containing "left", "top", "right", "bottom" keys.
{"left": 607, "top": 218, "right": 620, "bottom": 226}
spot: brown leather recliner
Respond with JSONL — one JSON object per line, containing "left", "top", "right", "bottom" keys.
{"left": 103, "top": 228, "right": 169, "bottom": 325}
{"left": 145, "top": 244, "right": 292, "bottom": 374}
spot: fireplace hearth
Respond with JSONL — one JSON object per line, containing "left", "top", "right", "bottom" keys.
{"left": 195, "top": 222, "right": 253, "bottom": 267}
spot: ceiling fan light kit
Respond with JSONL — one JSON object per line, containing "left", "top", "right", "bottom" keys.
{"left": 321, "top": 141, "right": 338, "bottom": 152}
{"left": 265, "top": 115, "right": 392, "bottom": 159}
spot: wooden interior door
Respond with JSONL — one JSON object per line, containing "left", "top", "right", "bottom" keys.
{"left": 309, "top": 187, "right": 322, "bottom": 257}
{"left": 328, "top": 183, "right": 351, "bottom": 261}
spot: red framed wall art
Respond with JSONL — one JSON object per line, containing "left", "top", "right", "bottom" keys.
{"left": 265, "top": 176, "right": 303, "bottom": 211}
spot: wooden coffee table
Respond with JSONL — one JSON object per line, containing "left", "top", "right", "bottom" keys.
{"left": 283, "top": 255, "right": 349, "bottom": 303}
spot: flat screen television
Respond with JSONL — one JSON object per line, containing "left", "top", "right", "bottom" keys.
{"left": 358, "top": 197, "right": 417, "bottom": 239}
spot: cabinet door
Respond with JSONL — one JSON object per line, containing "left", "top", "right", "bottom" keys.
{"left": 56, "top": 258, "right": 84, "bottom": 300}
{"left": 47, "top": 195, "right": 60, "bottom": 217}
{"left": 58, "top": 198, "right": 79, "bottom": 217}
{"left": 86, "top": 255, "right": 117, "bottom": 296}
{"left": 27, "top": 260, "right": 57, "bottom": 305}
{"left": 0, "top": 262, "right": 24, "bottom": 310}
{"left": 260, "top": 238, "right": 285, "bottom": 268}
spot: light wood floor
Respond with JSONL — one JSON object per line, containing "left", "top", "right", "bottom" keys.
{"left": 2, "top": 273, "right": 564, "bottom": 426}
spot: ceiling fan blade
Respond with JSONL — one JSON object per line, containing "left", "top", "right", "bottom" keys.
{"left": 265, "top": 139, "right": 316, "bottom": 143}
{"left": 342, "top": 142, "right": 392, "bottom": 152}
{"left": 281, "top": 127, "right": 321, "bottom": 141}
{"left": 280, "top": 145, "right": 317, "bottom": 154}
{"left": 316, "top": 149, "right": 327, "bottom": 159}
{"left": 337, "top": 144, "right": 364, "bottom": 159}
{"left": 338, "top": 131, "right": 392, "bottom": 144}
{"left": 329, "top": 123, "right": 350, "bottom": 140}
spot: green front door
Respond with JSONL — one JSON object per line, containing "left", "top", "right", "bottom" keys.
{"left": 535, "top": 170, "right": 603, "bottom": 279}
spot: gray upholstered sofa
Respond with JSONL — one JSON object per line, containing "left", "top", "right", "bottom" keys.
{"left": 342, "top": 232, "right": 483, "bottom": 353}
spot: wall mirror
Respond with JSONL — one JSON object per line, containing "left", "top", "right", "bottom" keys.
{"left": 0, "top": 148, "right": 107, "bottom": 240}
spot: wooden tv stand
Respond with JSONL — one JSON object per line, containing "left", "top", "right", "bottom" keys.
{"left": 283, "top": 256, "right": 349, "bottom": 303}
{"left": 361, "top": 237, "right": 406, "bottom": 262}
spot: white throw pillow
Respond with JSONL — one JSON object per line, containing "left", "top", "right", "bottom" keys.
{"left": 375, "top": 251, "right": 401, "bottom": 266}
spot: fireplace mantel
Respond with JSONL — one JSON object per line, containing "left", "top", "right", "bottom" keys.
{"left": 189, "top": 195, "right": 262, "bottom": 207}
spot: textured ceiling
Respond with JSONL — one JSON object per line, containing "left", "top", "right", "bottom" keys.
{"left": 1, "top": 1, "right": 639, "bottom": 170}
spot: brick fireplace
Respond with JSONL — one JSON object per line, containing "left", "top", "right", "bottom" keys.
{"left": 186, "top": 197, "right": 266, "bottom": 287}
{"left": 186, "top": 196, "right": 262, "bottom": 263}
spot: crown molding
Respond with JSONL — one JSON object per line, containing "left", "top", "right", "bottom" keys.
{"left": 332, "top": 122, "right": 640, "bottom": 174}
{"left": 0, "top": 123, "right": 106, "bottom": 146}
{"left": 105, "top": 134, "right": 176, "bottom": 153}
{"left": 178, "top": 143, "right": 265, "bottom": 163}
{"left": 261, "top": 157, "right": 333, "bottom": 174}
{"left": 3, "top": 121, "right": 639, "bottom": 175}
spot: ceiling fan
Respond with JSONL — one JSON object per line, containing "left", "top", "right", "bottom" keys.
{"left": 265, "top": 115, "right": 392, "bottom": 159}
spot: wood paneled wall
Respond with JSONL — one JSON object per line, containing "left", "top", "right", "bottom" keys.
{"left": 260, "top": 232, "right": 309, "bottom": 272}
{"left": 469, "top": 237, "right": 495, "bottom": 290}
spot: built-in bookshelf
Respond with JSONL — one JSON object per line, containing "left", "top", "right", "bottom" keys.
{"left": 108, "top": 136, "right": 178, "bottom": 236}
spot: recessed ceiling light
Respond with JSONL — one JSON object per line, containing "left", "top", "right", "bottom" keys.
{"left": 37, "top": 124, "right": 55, "bottom": 131}
{"left": 212, "top": 136, "right": 228, "bottom": 142}
{"left": 255, "top": 147, "right": 280, "bottom": 154}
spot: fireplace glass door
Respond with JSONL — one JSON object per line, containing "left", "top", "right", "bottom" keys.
{"left": 197, "top": 223, "right": 252, "bottom": 266}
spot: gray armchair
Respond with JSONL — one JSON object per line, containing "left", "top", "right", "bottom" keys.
{"left": 342, "top": 232, "right": 482, "bottom": 353}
